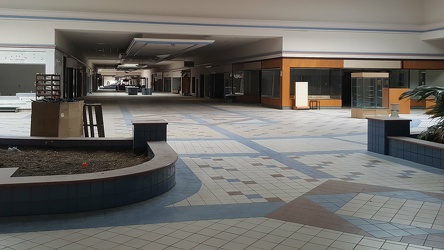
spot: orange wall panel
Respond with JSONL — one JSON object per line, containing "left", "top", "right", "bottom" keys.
{"left": 312, "top": 99, "right": 342, "bottom": 107}
{"left": 388, "top": 88, "right": 410, "bottom": 114}
{"left": 283, "top": 58, "right": 343, "bottom": 68}
{"left": 410, "top": 99, "right": 426, "bottom": 107}
{"left": 281, "top": 58, "right": 343, "bottom": 109}
{"left": 382, "top": 88, "right": 389, "bottom": 108}
{"left": 426, "top": 98, "right": 436, "bottom": 109}
{"left": 281, "top": 66, "right": 291, "bottom": 108}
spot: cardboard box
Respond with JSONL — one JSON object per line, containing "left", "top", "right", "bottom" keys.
{"left": 30, "top": 101, "right": 84, "bottom": 137}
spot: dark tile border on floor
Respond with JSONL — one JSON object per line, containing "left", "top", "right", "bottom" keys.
{"left": 267, "top": 180, "right": 444, "bottom": 249}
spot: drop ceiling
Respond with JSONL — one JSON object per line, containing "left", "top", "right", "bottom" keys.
{"left": 56, "top": 30, "right": 272, "bottom": 73}
{"left": 121, "top": 38, "right": 215, "bottom": 64}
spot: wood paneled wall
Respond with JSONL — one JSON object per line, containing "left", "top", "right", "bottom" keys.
{"left": 388, "top": 88, "right": 410, "bottom": 114}
{"left": 403, "top": 61, "right": 444, "bottom": 70}
{"left": 261, "top": 58, "right": 282, "bottom": 69}
{"left": 283, "top": 58, "right": 343, "bottom": 68}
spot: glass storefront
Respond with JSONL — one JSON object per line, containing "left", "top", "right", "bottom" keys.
{"left": 290, "top": 69, "right": 342, "bottom": 99}
{"left": 261, "top": 69, "right": 280, "bottom": 98}
{"left": 232, "top": 71, "right": 243, "bottom": 95}
{"left": 389, "top": 69, "right": 409, "bottom": 88}
{"left": 231, "top": 71, "right": 261, "bottom": 96}
{"left": 408, "top": 70, "right": 444, "bottom": 89}
{"left": 200, "top": 64, "right": 443, "bottom": 109}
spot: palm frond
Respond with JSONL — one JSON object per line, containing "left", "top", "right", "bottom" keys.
{"left": 400, "top": 85, "right": 444, "bottom": 144}
{"left": 399, "top": 85, "right": 444, "bottom": 102}
{"left": 417, "top": 124, "right": 444, "bottom": 143}
{"left": 425, "top": 100, "right": 444, "bottom": 123}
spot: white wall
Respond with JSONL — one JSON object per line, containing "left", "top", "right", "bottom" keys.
{"left": 0, "top": 0, "right": 426, "bottom": 25}
{"left": 0, "top": 48, "right": 55, "bottom": 73}
{"left": 103, "top": 76, "right": 116, "bottom": 86}
{"left": 55, "top": 32, "right": 86, "bottom": 63}
{"left": 424, "top": 0, "right": 444, "bottom": 24}
{"left": 0, "top": 19, "right": 54, "bottom": 44}
{"left": 0, "top": 0, "right": 443, "bottom": 79}
{"left": 282, "top": 31, "right": 443, "bottom": 59}
{"left": 2, "top": 9, "right": 441, "bottom": 66}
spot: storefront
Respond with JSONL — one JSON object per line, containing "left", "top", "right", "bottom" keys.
{"left": 227, "top": 59, "right": 444, "bottom": 111}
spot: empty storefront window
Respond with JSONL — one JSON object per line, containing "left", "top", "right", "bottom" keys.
{"left": 172, "top": 77, "right": 181, "bottom": 93}
{"left": 163, "top": 77, "right": 172, "bottom": 92}
{"left": 409, "top": 70, "right": 444, "bottom": 89}
{"left": 232, "top": 71, "right": 261, "bottom": 96}
{"left": 261, "top": 69, "right": 281, "bottom": 98}
{"left": 290, "top": 69, "right": 341, "bottom": 99}
{"left": 389, "top": 70, "right": 409, "bottom": 88}
{"left": 232, "top": 71, "right": 244, "bottom": 95}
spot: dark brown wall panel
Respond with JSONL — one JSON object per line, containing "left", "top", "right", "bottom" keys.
{"left": 403, "top": 61, "right": 444, "bottom": 69}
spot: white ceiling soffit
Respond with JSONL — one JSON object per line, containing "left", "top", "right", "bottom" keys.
{"left": 121, "top": 38, "right": 215, "bottom": 63}
{"left": 343, "top": 60, "right": 401, "bottom": 69}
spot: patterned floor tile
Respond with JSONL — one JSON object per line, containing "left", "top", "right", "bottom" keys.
{"left": 0, "top": 94, "right": 443, "bottom": 250}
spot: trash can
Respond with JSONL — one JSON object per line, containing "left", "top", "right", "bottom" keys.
{"left": 127, "top": 87, "right": 138, "bottom": 95}
{"left": 142, "top": 88, "right": 152, "bottom": 95}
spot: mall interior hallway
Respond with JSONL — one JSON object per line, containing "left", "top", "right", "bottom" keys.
{"left": 0, "top": 92, "right": 443, "bottom": 250}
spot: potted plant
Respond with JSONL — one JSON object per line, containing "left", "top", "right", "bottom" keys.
{"left": 399, "top": 85, "right": 444, "bottom": 143}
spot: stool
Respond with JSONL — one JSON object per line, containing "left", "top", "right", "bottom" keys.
{"left": 83, "top": 103, "right": 105, "bottom": 137}
{"left": 309, "top": 100, "right": 320, "bottom": 110}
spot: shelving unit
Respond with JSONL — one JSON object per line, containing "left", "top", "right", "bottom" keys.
{"left": 35, "top": 74, "right": 61, "bottom": 99}
{"left": 351, "top": 72, "right": 389, "bottom": 118}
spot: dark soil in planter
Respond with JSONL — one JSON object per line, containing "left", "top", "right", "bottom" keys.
{"left": 0, "top": 147, "right": 150, "bottom": 177}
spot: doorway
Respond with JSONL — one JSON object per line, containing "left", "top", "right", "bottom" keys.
{"left": 199, "top": 74, "right": 205, "bottom": 97}
{"left": 342, "top": 71, "right": 352, "bottom": 107}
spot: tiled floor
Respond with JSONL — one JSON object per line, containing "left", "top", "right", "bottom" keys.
{"left": 0, "top": 92, "right": 443, "bottom": 250}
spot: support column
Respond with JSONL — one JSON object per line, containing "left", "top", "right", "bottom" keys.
{"left": 367, "top": 117, "right": 411, "bottom": 155}
{"left": 132, "top": 120, "right": 168, "bottom": 153}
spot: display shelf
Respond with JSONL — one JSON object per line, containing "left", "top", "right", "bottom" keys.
{"left": 351, "top": 72, "right": 389, "bottom": 118}
{"left": 35, "top": 74, "right": 61, "bottom": 99}
{"left": 351, "top": 73, "right": 388, "bottom": 109}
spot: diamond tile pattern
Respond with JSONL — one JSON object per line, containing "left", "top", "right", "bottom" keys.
{"left": 0, "top": 93, "right": 443, "bottom": 250}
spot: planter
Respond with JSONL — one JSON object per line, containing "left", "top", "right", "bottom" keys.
{"left": 367, "top": 116, "right": 443, "bottom": 170}
{"left": 0, "top": 119, "right": 176, "bottom": 217}
{"left": 387, "top": 136, "right": 443, "bottom": 169}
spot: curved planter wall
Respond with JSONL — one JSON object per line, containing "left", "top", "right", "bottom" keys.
{"left": 0, "top": 120, "right": 176, "bottom": 217}
{"left": 367, "top": 117, "right": 443, "bottom": 170}
{"left": 0, "top": 141, "right": 177, "bottom": 217}
{"left": 388, "top": 136, "right": 444, "bottom": 170}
